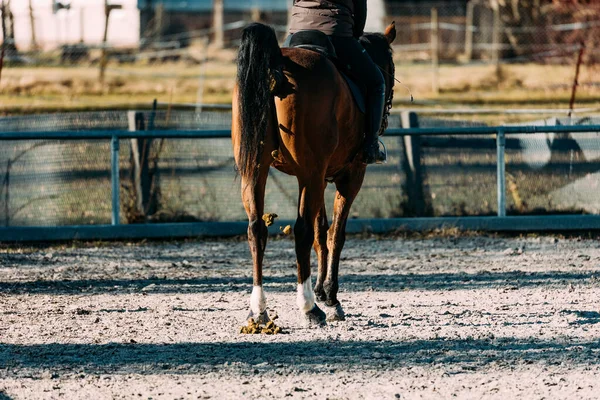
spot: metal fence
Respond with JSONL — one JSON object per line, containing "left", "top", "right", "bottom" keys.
{"left": 5, "top": 2, "right": 600, "bottom": 123}
{"left": 386, "top": 1, "right": 600, "bottom": 63}
{"left": 1, "top": 110, "right": 600, "bottom": 242}
{"left": 5, "top": 1, "right": 600, "bottom": 63}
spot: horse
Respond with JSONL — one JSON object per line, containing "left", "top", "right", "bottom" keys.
{"left": 232, "top": 21, "right": 397, "bottom": 326}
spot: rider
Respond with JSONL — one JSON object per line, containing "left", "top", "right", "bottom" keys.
{"left": 288, "top": 0, "right": 387, "bottom": 164}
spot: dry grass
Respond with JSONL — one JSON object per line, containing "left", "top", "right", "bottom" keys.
{"left": 2, "top": 56, "right": 600, "bottom": 117}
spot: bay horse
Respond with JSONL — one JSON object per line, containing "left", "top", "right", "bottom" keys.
{"left": 232, "top": 22, "right": 397, "bottom": 326}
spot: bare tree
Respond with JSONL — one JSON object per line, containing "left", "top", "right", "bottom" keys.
{"left": 482, "top": 0, "right": 600, "bottom": 61}
{"left": 1, "top": 0, "right": 18, "bottom": 54}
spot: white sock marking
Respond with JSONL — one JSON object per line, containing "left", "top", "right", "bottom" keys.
{"left": 296, "top": 279, "right": 315, "bottom": 313}
{"left": 250, "top": 285, "right": 266, "bottom": 316}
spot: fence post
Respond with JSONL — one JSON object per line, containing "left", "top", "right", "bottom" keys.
{"left": 128, "top": 103, "right": 157, "bottom": 220}
{"left": 431, "top": 7, "right": 439, "bottom": 95}
{"left": 401, "top": 111, "right": 432, "bottom": 216}
{"left": 196, "top": 37, "right": 209, "bottom": 114}
{"left": 99, "top": 1, "right": 122, "bottom": 85}
{"left": 28, "top": 0, "right": 39, "bottom": 50}
{"left": 213, "top": 0, "right": 224, "bottom": 48}
{"left": 111, "top": 135, "right": 120, "bottom": 225}
{"left": 128, "top": 111, "right": 144, "bottom": 216}
{"left": 464, "top": 0, "right": 474, "bottom": 62}
{"left": 496, "top": 128, "right": 506, "bottom": 217}
{"left": 492, "top": 5, "right": 501, "bottom": 79}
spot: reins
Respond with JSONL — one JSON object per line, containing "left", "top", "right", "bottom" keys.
{"left": 377, "top": 65, "right": 414, "bottom": 103}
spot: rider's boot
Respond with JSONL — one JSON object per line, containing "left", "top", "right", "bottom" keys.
{"left": 363, "top": 85, "right": 387, "bottom": 165}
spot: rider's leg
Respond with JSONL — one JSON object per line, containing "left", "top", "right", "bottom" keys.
{"left": 363, "top": 73, "right": 386, "bottom": 164}
{"left": 330, "top": 36, "right": 386, "bottom": 164}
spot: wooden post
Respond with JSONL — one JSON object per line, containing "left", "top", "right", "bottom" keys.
{"left": 79, "top": 5, "right": 84, "bottom": 43}
{"left": 0, "top": 35, "right": 4, "bottom": 86}
{"left": 464, "top": 0, "right": 474, "bottom": 62}
{"left": 99, "top": 1, "right": 122, "bottom": 85}
{"left": 492, "top": 5, "right": 501, "bottom": 78}
{"left": 213, "top": 0, "right": 224, "bottom": 48}
{"left": 28, "top": 0, "right": 38, "bottom": 50}
{"left": 568, "top": 42, "right": 585, "bottom": 118}
{"left": 400, "top": 111, "right": 433, "bottom": 217}
{"left": 99, "top": 0, "right": 110, "bottom": 85}
{"left": 127, "top": 111, "right": 155, "bottom": 218}
{"left": 156, "top": 4, "right": 164, "bottom": 38}
{"left": 0, "top": 1, "right": 5, "bottom": 86}
{"left": 431, "top": 7, "right": 439, "bottom": 95}
{"left": 251, "top": 7, "right": 259, "bottom": 22}
{"left": 196, "top": 36, "right": 209, "bottom": 114}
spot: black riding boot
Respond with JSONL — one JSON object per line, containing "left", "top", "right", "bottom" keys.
{"left": 363, "top": 85, "right": 387, "bottom": 164}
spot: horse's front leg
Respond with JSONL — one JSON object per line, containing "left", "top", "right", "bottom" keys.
{"left": 295, "top": 179, "right": 327, "bottom": 326}
{"left": 241, "top": 168, "right": 271, "bottom": 324}
{"left": 324, "top": 166, "right": 366, "bottom": 321}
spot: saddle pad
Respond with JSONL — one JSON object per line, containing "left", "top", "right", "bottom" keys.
{"left": 282, "top": 31, "right": 366, "bottom": 114}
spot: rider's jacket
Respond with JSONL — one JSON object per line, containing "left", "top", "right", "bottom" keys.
{"left": 288, "top": 0, "right": 367, "bottom": 38}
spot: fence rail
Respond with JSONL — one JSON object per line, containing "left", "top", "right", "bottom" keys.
{"left": 1, "top": 116, "right": 600, "bottom": 242}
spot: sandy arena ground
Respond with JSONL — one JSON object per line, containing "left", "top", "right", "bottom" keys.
{"left": 1, "top": 234, "right": 600, "bottom": 399}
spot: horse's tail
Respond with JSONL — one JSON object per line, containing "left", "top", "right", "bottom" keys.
{"left": 236, "top": 23, "right": 282, "bottom": 182}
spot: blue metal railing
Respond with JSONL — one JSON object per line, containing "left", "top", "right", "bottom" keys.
{"left": 2, "top": 123, "right": 600, "bottom": 241}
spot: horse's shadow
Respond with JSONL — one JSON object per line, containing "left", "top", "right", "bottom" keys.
{"left": 0, "top": 270, "right": 597, "bottom": 295}
{"left": 1, "top": 337, "right": 598, "bottom": 377}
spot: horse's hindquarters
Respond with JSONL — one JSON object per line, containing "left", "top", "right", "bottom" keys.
{"left": 274, "top": 48, "right": 364, "bottom": 176}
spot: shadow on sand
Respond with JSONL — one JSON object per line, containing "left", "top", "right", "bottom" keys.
{"left": 0, "top": 269, "right": 597, "bottom": 295}
{"left": 1, "top": 337, "right": 598, "bottom": 377}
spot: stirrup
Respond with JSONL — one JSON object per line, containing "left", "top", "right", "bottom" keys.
{"left": 376, "top": 139, "right": 387, "bottom": 164}
{"left": 362, "top": 140, "right": 387, "bottom": 165}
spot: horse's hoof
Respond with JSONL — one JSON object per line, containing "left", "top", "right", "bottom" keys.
{"left": 247, "top": 309, "right": 270, "bottom": 325}
{"left": 304, "top": 304, "right": 326, "bottom": 327}
{"left": 325, "top": 303, "right": 345, "bottom": 321}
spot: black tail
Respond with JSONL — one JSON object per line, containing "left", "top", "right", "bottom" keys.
{"left": 236, "top": 23, "right": 281, "bottom": 182}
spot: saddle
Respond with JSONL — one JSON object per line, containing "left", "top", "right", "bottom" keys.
{"left": 282, "top": 30, "right": 366, "bottom": 114}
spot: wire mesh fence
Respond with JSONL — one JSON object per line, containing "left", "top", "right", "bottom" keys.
{"left": 1, "top": 110, "right": 600, "bottom": 227}
{"left": 5, "top": 1, "right": 600, "bottom": 121}
{"left": 385, "top": 1, "right": 600, "bottom": 63}
{"left": 4, "top": 1, "right": 600, "bottom": 65}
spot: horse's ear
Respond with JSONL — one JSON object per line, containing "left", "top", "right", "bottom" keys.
{"left": 384, "top": 21, "right": 396, "bottom": 44}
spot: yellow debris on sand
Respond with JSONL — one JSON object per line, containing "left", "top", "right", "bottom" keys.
{"left": 240, "top": 317, "right": 284, "bottom": 335}
{"left": 262, "top": 213, "right": 278, "bottom": 227}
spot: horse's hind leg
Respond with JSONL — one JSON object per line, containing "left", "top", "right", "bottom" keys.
{"left": 295, "top": 179, "right": 327, "bottom": 326}
{"left": 324, "top": 166, "right": 366, "bottom": 321}
{"left": 313, "top": 205, "right": 329, "bottom": 302}
{"left": 241, "top": 166, "right": 271, "bottom": 324}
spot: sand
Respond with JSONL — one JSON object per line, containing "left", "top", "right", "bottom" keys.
{"left": 1, "top": 234, "right": 599, "bottom": 399}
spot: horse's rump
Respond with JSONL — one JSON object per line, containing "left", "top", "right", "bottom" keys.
{"left": 272, "top": 47, "right": 365, "bottom": 177}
